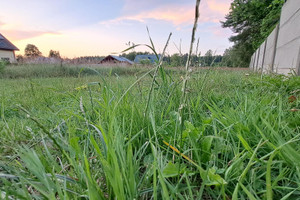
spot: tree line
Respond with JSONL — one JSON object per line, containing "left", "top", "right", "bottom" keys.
{"left": 16, "top": 44, "right": 105, "bottom": 64}
{"left": 16, "top": 44, "right": 228, "bottom": 67}
{"left": 120, "top": 50, "right": 224, "bottom": 67}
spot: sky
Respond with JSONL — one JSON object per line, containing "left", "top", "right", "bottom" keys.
{"left": 0, "top": 0, "right": 233, "bottom": 58}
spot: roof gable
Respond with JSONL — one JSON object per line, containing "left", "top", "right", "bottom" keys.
{"left": 110, "top": 55, "right": 134, "bottom": 64}
{"left": 100, "top": 55, "right": 133, "bottom": 65}
{"left": 0, "top": 33, "right": 19, "bottom": 51}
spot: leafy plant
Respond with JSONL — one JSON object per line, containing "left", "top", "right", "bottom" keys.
{"left": 0, "top": 60, "right": 8, "bottom": 74}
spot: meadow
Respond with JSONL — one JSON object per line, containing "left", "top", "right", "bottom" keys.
{"left": 0, "top": 64, "right": 299, "bottom": 199}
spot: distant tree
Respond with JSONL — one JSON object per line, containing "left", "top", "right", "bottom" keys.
{"left": 190, "top": 54, "right": 200, "bottom": 67}
{"left": 140, "top": 59, "right": 152, "bottom": 66}
{"left": 170, "top": 53, "right": 182, "bottom": 67}
{"left": 25, "top": 44, "right": 42, "bottom": 57}
{"left": 120, "top": 51, "right": 136, "bottom": 61}
{"left": 221, "top": 48, "right": 234, "bottom": 67}
{"left": 49, "top": 50, "right": 61, "bottom": 58}
{"left": 16, "top": 55, "right": 24, "bottom": 63}
{"left": 204, "top": 49, "right": 213, "bottom": 66}
{"left": 120, "top": 51, "right": 153, "bottom": 62}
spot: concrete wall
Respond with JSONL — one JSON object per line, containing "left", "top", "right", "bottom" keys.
{"left": 257, "top": 41, "right": 266, "bottom": 71}
{"left": 0, "top": 49, "right": 16, "bottom": 62}
{"left": 263, "top": 25, "right": 279, "bottom": 73}
{"left": 249, "top": 0, "right": 300, "bottom": 75}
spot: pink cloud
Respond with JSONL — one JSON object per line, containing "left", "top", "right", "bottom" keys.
{"left": 100, "top": 1, "right": 231, "bottom": 27}
{"left": 110, "top": 5, "right": 194, "bottom": 26}
{"left": 1, "top": 30, "right": 61, "bottom": 41}
{"left": 0, "top": 19, "right": 60, "bottom": 41}
{"left": 209, "top": 25, "right": 232, "bottom": 38}
{"left": 207, "top": 0, "right": 232, "bottom": 15}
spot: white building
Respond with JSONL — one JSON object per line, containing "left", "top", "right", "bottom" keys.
{"left": 0, "top": 33, "right": 19, "bottom": 63}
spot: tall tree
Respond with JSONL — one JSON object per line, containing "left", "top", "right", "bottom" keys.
{"left": 25, "top": 44, "right": 42, "bottom": 57}
{"left": 221, "top": 0, "right": 284, "bottom": 67}
{"left": 204, "top": 49, "right": 213, "bottom": 66}
{"left": 49, "top": 50, "right": 61, "bottom": 58}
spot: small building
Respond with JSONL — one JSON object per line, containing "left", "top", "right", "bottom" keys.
{"left": 134, "top": 55, "right": 160, "bottom": 64}
{"left": 0, "top": 33, "right": 19, "bottom": 63}
{"left": 100, "top": 55, "right": 133, "bottom": 65}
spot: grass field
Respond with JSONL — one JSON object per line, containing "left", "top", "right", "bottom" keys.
{"left": 0, "top": 66, "right": 300, "bottom": 199}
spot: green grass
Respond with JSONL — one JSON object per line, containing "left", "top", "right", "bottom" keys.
{"left": 0, "top": 67, "right": 299, "bottom": 199}
{"left": 0, "top": 64, "right": 152, "bottom": 79}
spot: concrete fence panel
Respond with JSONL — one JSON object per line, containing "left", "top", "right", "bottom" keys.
{"left": 257, "top": 41, "right": 266, "bottom": 71}
{"left": 254, "top": 48, "right": 260, "bottom": 71}
{"left": 263, "top": 25, "right": 279, "bottom": 73}
{"left": 249, "top": 0, "right": 300, "bottom": 75}
{"left": 249, "top": 54, "right": 254, "bottom": 69}
{"left": 274, "top": 0, "right": 300, "bottom": 74}
{"left": 251, "top": 51, "right": 256, "bottom": 70}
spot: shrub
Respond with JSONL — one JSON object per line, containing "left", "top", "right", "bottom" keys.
{"left": 140, "top": 59, "right": 153, "bottom": 66}
{"left": 0, "top": 60, "right": 8, "bottom": 73}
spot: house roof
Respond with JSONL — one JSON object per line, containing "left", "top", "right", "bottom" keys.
{"left": 134, "top": 55, "right": 160, "bottom": 63}
{"left": 110, "top": 55, "right": 134, "bottom": 64}
{"left": 0, "top": 33, "right": 19, "bottom": 51}
{"left": 100, "top": 55, "right": 134, "bottom": 65}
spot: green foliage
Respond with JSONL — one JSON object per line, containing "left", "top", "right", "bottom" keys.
{"left": 222, "top": 0, "right": 284, "bottom": 67}
{"left": 261, "top": 0, "right": 285, "bottom": 39}
{"left": 25, "top": 44, "right": 42, "bottom": 57}
{"left": 203, "top": 49, "right": 214, "bottom": 66}
{"left": 140, "top": 59, "right": 152, "bottom": 65}
{"left": 169, "top": 53, "right": 182, "bottom": 67}
{"left": 48, "top": 50, "right": 61, "bottom": 58}
{"left": 221, "top": 48, "right": 234, "bottom": 67}
{"left": 0, "top": 64, "right": 150, "bottom": 79}
{"left": 120, "top": 51, "right": 152, "bottom": 61}
{"left": 121, "top": 51, "right": 224, "bottom": 67}
{"left": 0, "top": 60, "right": 8, "bottom": 73}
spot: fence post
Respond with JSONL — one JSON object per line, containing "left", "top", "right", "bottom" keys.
{"left": 252, "top": 54, "right": 256, "bottom": 69}
{"left": 261, "top": 40, "right": 268, "bottom": 73}
{"left": 296, "top": 46, "right": 300, "bottom": 75}
{"left": 255, "top": 47, "right": 260, "bottom": 71}
{"left": 271, "top": 24, "right": 280, "bottom": 73}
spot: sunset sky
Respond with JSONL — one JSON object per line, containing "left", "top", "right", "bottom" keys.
{"left": 0, "top": 0, "right": 233, "bottom": 58}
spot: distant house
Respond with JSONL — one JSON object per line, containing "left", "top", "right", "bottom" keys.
{"left": 100, "top": 55, "right": 133, "bottom": 65}
{"left": 0, "top": 33, "right": 19, "bottom": 63}
{"left": 134, "top": 55, "right": 160, "bottom": 64}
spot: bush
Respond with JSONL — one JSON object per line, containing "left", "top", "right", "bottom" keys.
{"left": 140, "top": 59, "right": 153, "bottom": 66}
{"left": 0, "top": 60, "right": 8, "bottom": 73}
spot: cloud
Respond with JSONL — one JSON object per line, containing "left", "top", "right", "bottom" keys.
{"left": 100, "top": 4, "right": 194, "bottom": 26}
{"left": 100, "top": 0, "right": 231, "bottom": 28}
{"left": 208, "top": 25, "right": 232, "bottom": 38}
{"left": 1, "top": 30, "right": 61, "bottom": 41}
{"left": 207, "top": 0, "right": 231, "bottom": 15}
{"left": 0, "top": 17, "right": 61, "bottom": 41}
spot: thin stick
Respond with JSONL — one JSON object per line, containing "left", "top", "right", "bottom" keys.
{"left": 144, "top": 32, "right": 172, "bottom": 115}
{"left": 176, "top": 0, "right": 201, "bottom": 178}
{"left": 179, "top": 0, "right": 201, "bottom": 126}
